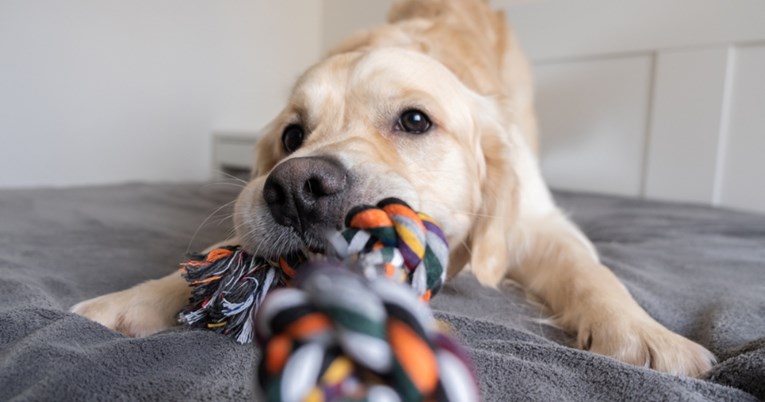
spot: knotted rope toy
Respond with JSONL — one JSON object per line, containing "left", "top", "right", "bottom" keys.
{"left": 178, "top": 198, "right": 478, "bottom": 401}
{"left": 178, "top": 198, "right": 448, "bottom": 343}
{"left": 179, "top": 248, "right": 303, "bottom": 343}
{"left": 256, "top": 261, "right": 478, "bottom": 402}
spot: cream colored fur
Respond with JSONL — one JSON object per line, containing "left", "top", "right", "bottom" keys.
{"left": 72, "top": 0, "right": 715, "bottom": 377}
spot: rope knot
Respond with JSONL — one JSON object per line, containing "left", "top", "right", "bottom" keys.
{"left": 332, "top": 198, "right": 449, "bottom": 300}
{"left": 179, "top": 198, "right": 478, "bottom": 401}
{"left": 255, "top": 262, "right": 478, "bottom": 402}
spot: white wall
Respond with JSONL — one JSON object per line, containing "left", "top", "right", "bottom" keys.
{"left": 0, "top": 0, "right": 321, "bottom": 188}
{"left": 323, "top": 0, "right": 390, "bottom": 52}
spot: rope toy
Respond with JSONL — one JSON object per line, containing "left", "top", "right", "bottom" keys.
{"left": 178, "top": 248, "right": 303, "bottom": 343}
{"left": 329, "top": 198, "right": 448, "bottom": 301}
{"left": 256, "top": 261, "right": 478, "bottom": 402}
{"left": 178, "top": 198, "right": 448, "bottom": 343}
{"left": 178, "top": 198, "right": 478, "bottom": 401}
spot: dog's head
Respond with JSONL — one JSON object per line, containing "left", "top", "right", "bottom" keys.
{"left": 234, "top": 47, "right": 521, "bottom": 276}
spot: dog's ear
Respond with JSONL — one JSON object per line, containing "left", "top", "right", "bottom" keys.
{"left": 464, "top": 105, "right": 521, "bottom": 287}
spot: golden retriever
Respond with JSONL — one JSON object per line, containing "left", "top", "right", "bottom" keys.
{"left": 72, "top": 0, "right": 715, "bottom": 377}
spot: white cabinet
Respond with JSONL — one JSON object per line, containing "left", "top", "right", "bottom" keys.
{"left": 212, "top": 132, "right": 257, "bottom": 179}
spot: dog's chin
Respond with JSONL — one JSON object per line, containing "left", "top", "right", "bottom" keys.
{"left": 241, "top": 221, "right": 331, "bottom": 259}
{"left": 294, "top": 227, "right": 331, "bottom": 255}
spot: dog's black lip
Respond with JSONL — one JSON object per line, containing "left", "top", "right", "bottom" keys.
{"left": 291, "top": 225, "right": 330, "bottom": 255}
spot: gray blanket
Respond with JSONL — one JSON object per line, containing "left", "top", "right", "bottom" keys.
{"left": 0, "top": 183, "right": 763, "bottom": 401}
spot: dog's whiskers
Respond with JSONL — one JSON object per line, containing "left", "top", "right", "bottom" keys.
{"left": 222, "top": 213, "right": 250, "bottom": 241}
{"left": 213, "top": 170, "right": 250, "bottom": 186}
{"left": 186, "top": 199, "right": 238, "bottom": 254}
{"left": 201, "top": 181, "right": 246, "bottom": 190}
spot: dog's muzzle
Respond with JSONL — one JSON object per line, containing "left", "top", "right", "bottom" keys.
{"left": 262, "top": 156, "right": 348, "bottom": 236}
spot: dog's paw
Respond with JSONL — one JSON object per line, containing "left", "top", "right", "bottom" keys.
{"left": 70, "top": 279, "right": 186, "bottom": 337}
{"left": 577, "top": 314, "right": 716, "bottom": 377}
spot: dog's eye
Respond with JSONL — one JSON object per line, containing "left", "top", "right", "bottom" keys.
{"left": 397, "top": 109, "right": 432, "bottom": 134}
{"left": 282, "top": 124, "right": 305, "bottom": 153}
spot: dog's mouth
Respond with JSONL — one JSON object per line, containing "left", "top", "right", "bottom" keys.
{"left": 294, "top": 227, "right": 332, "bottom": 255}
{"left": 251, "top": 213, "right": 345, "bottom": 259}
{"left": 244, "top": 155, "right": 422, "bottom": 260}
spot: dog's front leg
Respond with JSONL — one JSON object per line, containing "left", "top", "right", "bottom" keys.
{"left": 500, "top": 213, "right": 715, "bottom": 376}
{"left": 70, "top": 238, "right": 239, "bottom": 337}
{"left": 70, "top": 270, "right": 190, "bottom": 337}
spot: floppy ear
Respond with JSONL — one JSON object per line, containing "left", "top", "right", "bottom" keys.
{"left": 465, "top": 111, "right": 520, "bottom": 287}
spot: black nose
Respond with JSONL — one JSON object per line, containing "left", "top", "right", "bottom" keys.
{"left": 263, "top": 156, "right": 347, "bottom": 233}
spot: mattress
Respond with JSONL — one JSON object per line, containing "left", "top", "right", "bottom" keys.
{"left": 0, "top": 182, "right": 763, "bottom": 401}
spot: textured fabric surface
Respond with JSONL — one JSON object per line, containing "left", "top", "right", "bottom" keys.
{"left": 0, "top": 182, "right": 763, "bottom": 401}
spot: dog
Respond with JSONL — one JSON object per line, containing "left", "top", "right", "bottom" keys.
{"left": 72, "top": 0, "right": 715, "bottom": 377}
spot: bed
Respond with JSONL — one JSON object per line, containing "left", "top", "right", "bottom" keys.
{"left": 0, "top": 182, "right": 763, "bottom": 401}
